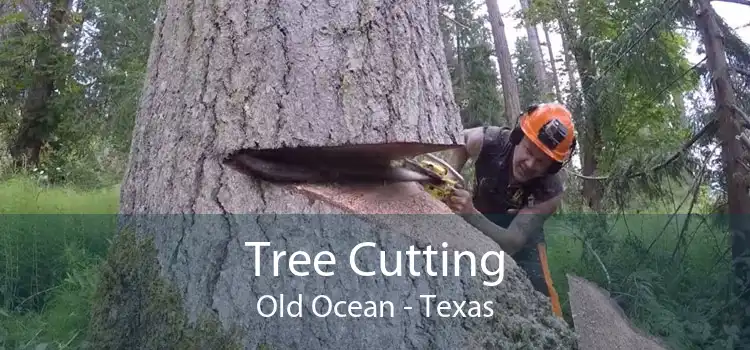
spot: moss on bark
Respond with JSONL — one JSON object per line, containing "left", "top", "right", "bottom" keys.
{"left": 87, "top": 230, "right": 242, "bottom": 350}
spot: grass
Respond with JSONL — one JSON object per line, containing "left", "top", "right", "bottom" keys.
{"left": 0, "top": 176, "right": 119, "bottom": 349}
{"left": 0, "top": 175, "right": 739, "bottom": 350}
{"left": 544, "top": 209, "right": 737, "bottom": 349}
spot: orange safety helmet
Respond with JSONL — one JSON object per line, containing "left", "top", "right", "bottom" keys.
{"left": 510, "top": 103, "right": 577, "bottom": 168}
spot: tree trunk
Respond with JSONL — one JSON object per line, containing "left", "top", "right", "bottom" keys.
{"left": 438, "top": 2, "right": 457, "bottom": 73}
{"left": 694, "top": 0, "right": 750, "bottom": 346}
{"left": 673, "top": 91, "right": 688, "bottom": 127}
{"left": 555, "top": 2, "right": 602, "bottom": 211}
{"left": 519, "top": 0, "right": 550, "bottom": 101}
{"left": 90, "top": 1, "right": 577, "bottom": 349}
{"left": 485, "top": 0, "right": 521, "bottom": 124}
{"left": 542, "top": 22, "right": 563, "bottom": 102}
{"left": 559, "top": 24, "right": 578, "bottom": 100}
{"left": 453, "top": 0, "right": 466, "bottom": 88}
{"left": 10, "top": 0, "right": 71, "bottom": 167}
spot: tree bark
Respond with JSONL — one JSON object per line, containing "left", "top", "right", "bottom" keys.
{"left": 559, "top": 23, "right": 578, "bottom": 100}
{"left": 438, "top": 1, "right": 457, "bottom": 73}
{"left": 519, "top": 0, "right": 550, "bottom": 101}
{"left": 694, "top": 0, "right": 750, "bottom": 346}
{"left": 542, "top": 22, "right": 563, "bottom": 102}
{"left": 453, "top": 0, "right": 466, "bottom": 89}
{"left": 555, "top": 1, "right": 602, "bottom": 211}
{"left": 485, "top": 0, "right": 521, "bottom": 124}
{"left": 97, "top": 1, "right": 578, "bottom": 349}
{"left": 10, "top": 0, "right": 72, "bottom": 167}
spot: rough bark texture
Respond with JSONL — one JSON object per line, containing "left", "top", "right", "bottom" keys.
{"left": 542, "top": 23, "right": 563, "bottom": 103}
{"left": 105, "top": 0, "right": 578, "bottom": 349}
{"left": 10, "top": 0, "right": 71, "bottom": 166}
{"left": 556, "top": 7, "right": 602, "bottom": 211}
{"left": 122, "top": 0, "right": 464, "bottom": 207}
{"left": 558, "top": 21, "right": 578, "bottom": 103}
{"left": 105, "top": 180, "right": 579, "bottom": 349}
{"left": 519, "top": 0, "right": 550, "bottom": 100}
{"left": 485, "top": 0, "right": 521, "bottom": 124}
{"left": 437, "top": 1, "right": 456, "bottom": 74}
{"left": 694, "top": 0, "right": 750, "bottom": 345}
{"left": 567, "top": 275, "right": 668, "bottom": 350}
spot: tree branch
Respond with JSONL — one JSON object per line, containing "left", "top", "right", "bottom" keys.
{"left": 566, "top": 119, "right": 718, "bottom": 181}
{"left": 733, "top": 105, "right": 750, "bottom": 127}
{"left": 731, "top": 66, "right": 750, "bottom": 78}
{"left": 712, "top": 0, "right": 750, "bottom": 5}
{"left": 440, "top": 12, "right": 470, "bottom": 30}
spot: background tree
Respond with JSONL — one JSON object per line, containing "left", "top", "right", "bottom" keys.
{"left": 513, "top": 37, "right": 542, "bottom": 108}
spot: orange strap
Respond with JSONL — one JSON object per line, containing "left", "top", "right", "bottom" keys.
{"left": 537, "top": 243, "right": 563, "bottom": 318}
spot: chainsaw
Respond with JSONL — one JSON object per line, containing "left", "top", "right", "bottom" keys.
{"left": 397, "top": 154, "right": 465, "bottom": 202}
{"left": 224, "top": 148, "right": 466, "bottom": 203}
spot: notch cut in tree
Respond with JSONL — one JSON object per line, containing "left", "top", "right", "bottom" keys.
{"left": 99, "top": 1, "right": 578, "bottom": 349}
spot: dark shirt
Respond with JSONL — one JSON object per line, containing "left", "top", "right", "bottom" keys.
{"left": 471, "top": 126, "right": 563, "bottom": 251}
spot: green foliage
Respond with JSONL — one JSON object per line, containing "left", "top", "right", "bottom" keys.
{"left": 0, "top": 178, "right": 117, "bottom": 313}
{"left": 445, "top": 0, "right": 504, "bottom": 127}
{"left": 546, "top": 211, "right": 738, "bottom": 350}
{"left": 0, "top": 0, "right": 158, "bottom": 188}
{"left": 88, "top": 230, "right": 242, "bottom": 350}
{"left": 0, "top": 178, "right": 241, "bottom": 350}
{"left": 458, "top": 44, "right": 505, "bottom": 127}
{"left": 0, "top": 177, "right": 118, "bottom": 349}
{"left": 83, "top": 0, "right": 160, "bottom": 154}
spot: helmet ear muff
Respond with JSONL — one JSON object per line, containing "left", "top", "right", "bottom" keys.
{"left": 547, "top": 135, "right": 577, "bottom": 174}
{"left": 510, "top": 104, "right": 540, "bottom": 145}
{"left": 510, "top": 127, "right": 523, "bottom": 145}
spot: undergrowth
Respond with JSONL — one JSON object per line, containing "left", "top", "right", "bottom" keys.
{"left": 0, "top": 176, "right": 119, "bottom": 349}
{"left": 0, "top": 175, "right": 740, "bottom": 350}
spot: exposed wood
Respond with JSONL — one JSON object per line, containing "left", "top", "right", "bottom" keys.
{"left": 567, "top": 274, "right": 669, "bottom": 350}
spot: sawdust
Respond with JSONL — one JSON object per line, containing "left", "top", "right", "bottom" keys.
{"left": 567, "top": 274, "right": 669, "bottom": 350}
{"left": 294, "top": 181, "right": 453, "bottom": 215}
{"left": 292, "top": 182, "right": 500, "bottom": 253}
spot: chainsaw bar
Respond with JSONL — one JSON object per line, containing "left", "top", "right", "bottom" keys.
{"left": 225, "top": 152, "right": 436, "bottom": 185}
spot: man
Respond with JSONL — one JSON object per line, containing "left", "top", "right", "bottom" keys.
{"left": 444, "top": 103, "right": 577, "bottom": 318}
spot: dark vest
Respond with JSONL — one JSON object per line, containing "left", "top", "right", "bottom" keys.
{"left": 471, "top": 126, "right": 555, "bottom": 247}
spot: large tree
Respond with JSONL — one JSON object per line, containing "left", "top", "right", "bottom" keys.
{"left": 87, "top": 0, "right": 576, "bottom": 348}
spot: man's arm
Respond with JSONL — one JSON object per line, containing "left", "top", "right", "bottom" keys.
{"left": 459, "top": 177, "right": 564, "bottom": 255}
{"left": 445, "top": 127, "right": 484, "bottom": 174}
{"left": 501, "top": 176, "right": 565, "bottom": 251}
{"left": 460, "top": 195, "right": 561, "bottom": 255}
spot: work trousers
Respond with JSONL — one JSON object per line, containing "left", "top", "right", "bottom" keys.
{"left": 511, "top": 242, "right": 562, "bottom": 318}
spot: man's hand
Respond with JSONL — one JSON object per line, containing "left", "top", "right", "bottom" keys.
{"left": 447, "top": 188, "right": 477, "bottom": 214}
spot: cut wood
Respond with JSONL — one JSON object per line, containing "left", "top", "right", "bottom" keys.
{"left": 567, "top": 274, "right": 668, "bottom": 350}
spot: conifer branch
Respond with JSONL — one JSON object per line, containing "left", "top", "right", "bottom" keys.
{"left": 566, "top": 119, "right": 718, "bottom": 181}
{"left": 711, "top": 0, "right": 750, "bottom": 6}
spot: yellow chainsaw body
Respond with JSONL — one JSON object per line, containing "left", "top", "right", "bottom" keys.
{"left": 415, "top": 159, "right": 459, "bottom": 202}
